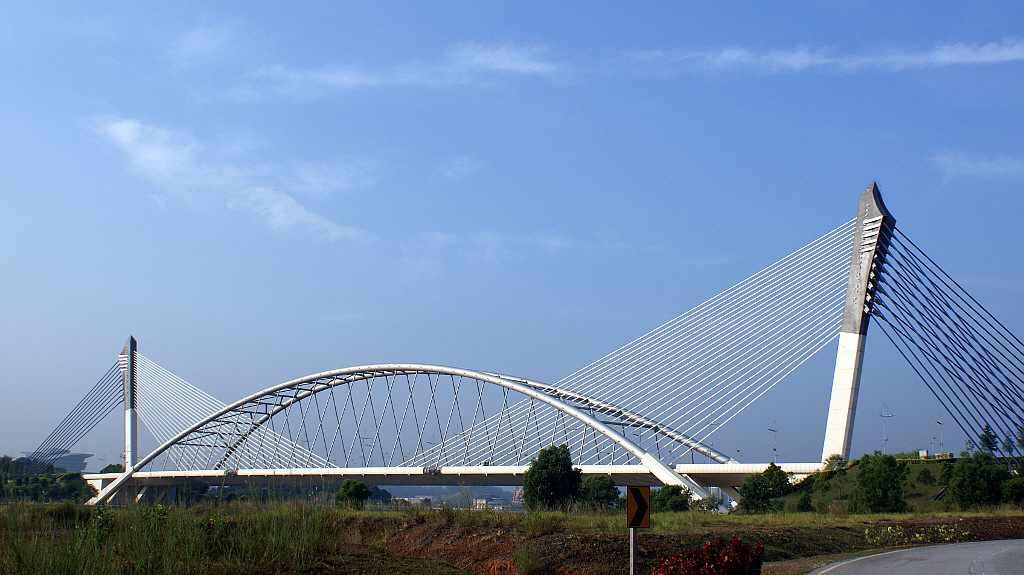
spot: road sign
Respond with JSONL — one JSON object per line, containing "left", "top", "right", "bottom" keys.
{"left": 626, "top": 486, "right": 650, "bottom": 528}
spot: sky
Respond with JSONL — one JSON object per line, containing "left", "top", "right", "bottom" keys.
{"left": 2, "top": 2, "right": 1024, "bottom": 470}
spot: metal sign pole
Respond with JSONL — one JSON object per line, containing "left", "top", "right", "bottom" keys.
{"left": 629, "top": 527, "right": 635, "bottom": 575}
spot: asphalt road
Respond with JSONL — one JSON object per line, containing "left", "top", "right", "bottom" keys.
{"left": 810, "top": 539, "right": 1024, "bottom": 575}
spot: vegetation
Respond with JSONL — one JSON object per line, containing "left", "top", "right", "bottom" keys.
{"left": 738, "top": 463, "right": 791, "bottom": 513}
{"left": 849, "top": 452, "right": 908, "bottom": 513}
{"left": 2, "top": 502, "right": 1024, "bottom": 574}
{"left": 0, "top": 455, "right": 93, "bottom": 503}
{"left": 653, "top": 485, "right": 692, "bottom": 512}
{"left": 579, "top": 475, "right": 620, "bottom": 510}
{"left": 336, "top": 479, "right": 372, "bottom": 509}
{"left": 948, "top": 452, "right": 1011, "bottom": 508}
{"left": 1003, "top": 477, "right": 1024, "bottom": 508}
{"left": 522, "top": 444, "right": 582, "bottom": 510}
{"left": 650, "top": 537, "right": 764, "bottom": 575}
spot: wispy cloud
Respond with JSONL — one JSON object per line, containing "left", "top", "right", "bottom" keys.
{"left": 169, "top": 23, "right": 234, "bottom": 66}
{"left": 447, "top": 43, "right": 559, "bottom": 76}
{"left": 628, "top": 39, "right": 1024, "bottom": 73}
{"left": 438, "top": 155, "right": 482, "bottom": 181}
{"left": 244, "top": 42, "right": 560, "bottom": 98}
{"left": 94, "top": 116, "right": 368, "bottom": 242}
{"left": 931, "top": 152, "right": 1024, "bottom": 181}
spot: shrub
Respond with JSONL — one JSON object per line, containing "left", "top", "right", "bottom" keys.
{"left": 653, "top": 485, "right": 691, "bottom": 512}
{"left": 335, "top": 480, "right": 371, "bottom": 509}
{"left": 916, "top": 467, "right": 936, "bottom": 486}
{"left": 849, "top": 452, "right": 907, "bottom": 513}
{"left": 949, "top": 452, "right": 1010, "bottom": 508}
{"left": 579, "top": 476, "right": 619, "bottom": 510}
{"left": 796, "top": 491, "right": 813, "bottom": 512}
{"left": 523, "top": 445, "right": 581, "bottom": 510}
{"left": 650, "top": 537, "right": 764, "bottom": 575}
{"left": 738, "top": 463, "right": 790, "bottom": 513}
{"left": 1003, "top": 476, "right": 1024, "bottom": 507}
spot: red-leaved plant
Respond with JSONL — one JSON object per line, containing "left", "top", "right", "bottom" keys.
{"left": 650, "top": 536, "right": 764, "bottom": 575}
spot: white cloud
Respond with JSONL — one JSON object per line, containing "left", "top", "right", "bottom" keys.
{"left": 286, "top": 160, "right": 378, "bottom": 196}
{"left": 629, "top": 39, "right": 1024, "bottom": 73}
{"left": 447, "top": 43, "right": 558, "bottom": 76}
{"left": 94, "top": 116, "right": 367, "bottom": 242}
{"left": 244, "top": 42, "right": 560, "bottom": 97}
{"left": 169, "top": 24, "right": 233, "bottom": 65}
{"left": 931, "top": 152, "right": 1024, "bottom": 181}
{"left": 438, "top": 155, "right": 482, "bottom": 181}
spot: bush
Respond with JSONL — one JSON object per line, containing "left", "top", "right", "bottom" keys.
{"left": 949, "top": 452, "right": 1010, "bottom": 508}
{"left": 1003, "top": 476, "right": 1024, "bottom": 507}
{"left": 335, "top": 480, "right": 371, "bottom": 509}
{"left": 650, "top": 537, "right": 764, "bottom": 575}
{"left": 523, "top": 445, "right": 581, "bottom": 510}
{"left": 849, "top": 452, "right": 908, "bottom": 513}
{"left": 738, "top": 463, "right": 790, "bottom": 513}
{"left": 579, "top": 476, "right": 619, "bottom": 510}
{"left": 796, "top": 491, "right": 813, "bottom": 512}
{"left": 916, "top": 467, "right": 936, "bottom": 486}
{"left": 653, "top": 485, "right": 691, "bottom": 512}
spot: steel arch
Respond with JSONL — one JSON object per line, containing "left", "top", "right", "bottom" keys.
{"left": 90, "top": 364, "right": 704, "bottom": 505}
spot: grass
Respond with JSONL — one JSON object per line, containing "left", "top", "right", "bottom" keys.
{"left": 1, "top": 502, "right": 1021, "bottom": 574}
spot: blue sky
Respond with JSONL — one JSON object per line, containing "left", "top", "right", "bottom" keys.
{"left": 3, "top": 2, "right": 1024, "bottom": 468}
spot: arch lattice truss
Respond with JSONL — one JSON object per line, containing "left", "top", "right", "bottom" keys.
{"left": 92, "top": 364, "right": 717, "bottom": 504}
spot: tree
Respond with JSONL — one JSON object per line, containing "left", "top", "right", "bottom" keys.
{"left": 580, "top": 476, "right": 619, "bottom": 510}
{"left": 949, "top": 452, "right": 1010, "bottom": 508}
{"left": 336, "top": 480, "right": 371, "bottom": 509}
{"left": 652, "top": 485, "right": 691, "bottom": 512}
{"left": 916, "top": 467, "right": 936, "bottom": 486}
{"left": 1016, "top": 424, "right": 1024, "bottom": 454}
{"left": 99, "top": 463, "right": 124, "bottom": 474}
{"left": 850, "top": 452, "right": 908, "bottom": 513}
{"left": 738, "top": 463, "right": 791, "bottom": 513}
{"left": 979, "top": 423, "right": 999, "bottom": 455}
{"left": 1003, "top": 477, "right": 1024, "bottom": 508}
{"left": 523, "top": 445, "right": 581, "bottom": 510}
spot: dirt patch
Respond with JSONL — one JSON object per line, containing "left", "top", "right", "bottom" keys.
{"left": 382, "top": 515, "right": 1024, "bottom": 575}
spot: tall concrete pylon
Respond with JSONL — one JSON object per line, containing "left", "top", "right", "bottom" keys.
{"left": 120, "top": 336, "right": 138, "bottom": 469}
{"left": 821, "top": 183, "right": 894, "bottom": 462}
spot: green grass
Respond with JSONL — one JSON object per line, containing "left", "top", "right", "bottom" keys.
{"left": 2, "top": 502, "right": 1021, "bottom": 574}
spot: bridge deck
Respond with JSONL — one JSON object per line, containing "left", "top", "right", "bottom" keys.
{"left": 84, "top": 462, "right": 822, "bottom": 490}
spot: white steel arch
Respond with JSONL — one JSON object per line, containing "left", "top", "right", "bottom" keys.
{"left": 90, "top": 364, "right": 705, "bottom": 505}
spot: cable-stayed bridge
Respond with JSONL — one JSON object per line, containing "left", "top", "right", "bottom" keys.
{"left": 26, "top": 183, "right": 1024, "bottom": 506}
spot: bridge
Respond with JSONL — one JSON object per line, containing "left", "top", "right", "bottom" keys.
{"left": 26, "top": 183, "right": 1024, "bottom": 506}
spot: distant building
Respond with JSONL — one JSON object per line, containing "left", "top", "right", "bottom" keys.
{"left": 393, "top": 496, "right": 432, "bottom": 508}
{"left": 471, "top": 497, "right": 508, "bottom": 510}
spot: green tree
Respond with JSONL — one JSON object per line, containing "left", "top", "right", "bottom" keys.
{"left": 978, "top": 424, "right": 998, "bottom": 455}
{"left": 335, "top": 480, "right": 371, "bottom": 509}
{"left": 738, "top": 463, "right": 791, "bottom": 513}
{"left": 579, "top": 476, "right": 619, "bottom": 510}
{"left": 850, "top": 452, "right": 908, "bottom": 513}
{"left": 99, "top": 463, "right": 124, "bottom": 474}
{"left": 1002, "top": 477, "right": 1024, "bottom": 508}
{"left": 949, "top": 452, "right": 1010, "bottom": 508}
{"left": 523, "top": 445, "right": 581, "bottom": 510}
{"left": 652, "top": 485, "right": 691, "bottom": 512}
{"left": 916, "top": 467, "right": 936, "bottom": 486}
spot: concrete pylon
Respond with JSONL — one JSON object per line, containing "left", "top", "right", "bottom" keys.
{"left": 121, "top": 336, "right": 138, "bottom": 470}
{"left": 821, "top": 183, "right": 894, "bottom": 462}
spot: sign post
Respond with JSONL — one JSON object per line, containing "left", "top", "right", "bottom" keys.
{"left": 626, "top": 486, "right": 651, "bottom": 575}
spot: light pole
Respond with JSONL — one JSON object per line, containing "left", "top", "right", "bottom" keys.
{"left": 880, "top": 405, "right": 894, "bottom": 454}
{"left": 937, "top": 420, "right": 944, "bottom": 453}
